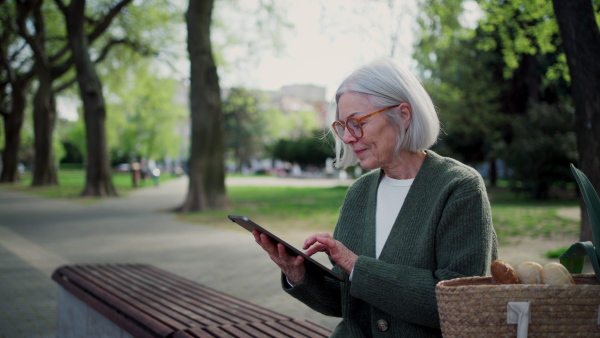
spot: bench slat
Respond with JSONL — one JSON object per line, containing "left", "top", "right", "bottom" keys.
{"left": 282, "top": 319, "right": 336, "bottom": 337}
{"left": 122, "top": 264, "right": 290, "bottom": 323}
{"left": 53, "top": 264, "right": 334, "bottom": 338}
{"left": 92, "top": 264, "right": 232, "bottom": 327}
{"left": 131, "top": 264, "right": 291, "bottom": 322}
{"left": 54, "top": 266, "right": 174, "bottom": 337}
{"left": 71, "top": 265, "right": 192, "bottom": 330}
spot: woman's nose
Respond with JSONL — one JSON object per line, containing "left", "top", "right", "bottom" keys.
{"left": 341, "top": 127, "right": 357, "bottom": 144}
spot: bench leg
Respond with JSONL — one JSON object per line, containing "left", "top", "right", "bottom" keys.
{"left": 57, "top": 286, "right": 133, "bottom": 338}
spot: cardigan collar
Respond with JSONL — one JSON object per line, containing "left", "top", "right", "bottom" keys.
{"left": 361, "top": 150, "right": 439, "bottom": 259}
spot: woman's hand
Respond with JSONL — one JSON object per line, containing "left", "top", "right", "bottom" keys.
{"left": 303, "top": 233, "right": 358, "bottom": 275}
{"left": 252, "top": 230, "right": 306, "bottom": 284}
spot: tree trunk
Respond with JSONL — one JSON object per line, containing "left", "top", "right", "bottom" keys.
{"left": 31, "top": 65, "right": 58, "bottom": 186}
{"left": 552, "top": 0, "right": 600, "bottom": 242}
{"left": 178, "top": 0, "right": 229, "bottom": 212}
{"left": 488, "top": 157, "right": 497, "bottom": 188}
{"left": 64, "top": 0, "right": 117, "bottom": 197}
{"left": 11, "top": 0, "right": 59, "bottom": 186}
{"left": 0, "top": 83, "right": 27, "bottom": 183}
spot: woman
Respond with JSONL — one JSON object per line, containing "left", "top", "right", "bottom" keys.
{"left": 253, "top": 57, "right": 497, "bottom": 337}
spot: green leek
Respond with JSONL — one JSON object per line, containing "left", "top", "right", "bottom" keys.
{"left": 559, "top": 164, "right": 600, "bottom": 283}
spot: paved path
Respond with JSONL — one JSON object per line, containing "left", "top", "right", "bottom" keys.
{"left": 0, "top": 176, "right": 350, "bottom": 338}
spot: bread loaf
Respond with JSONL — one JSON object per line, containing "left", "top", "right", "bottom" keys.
{"left": 516, "top": 261, "right": 543, "bottom": 284}
{"left": 541, "top": 262, "right": 575, "bottom": 285}
{"left": 491, "top": 260, "right": 519, "bottom": 284}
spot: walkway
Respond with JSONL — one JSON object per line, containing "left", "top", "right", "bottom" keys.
{"left": 0, "top": 176, "right": 349, "bottom": 337}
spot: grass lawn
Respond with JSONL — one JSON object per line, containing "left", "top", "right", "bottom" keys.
{"left": 177, "top": 183, "right": 581, "bottom": 245}
{"left": 2, "top": 171, "right": 580, "bottom": 246}
{"left": 487, "top": 188, "right": 580, "bottom": 244}
{"left": 177, "top": 185, "right": 349, "bottom": 236}
{"left": 0, "top": 170, "right": 173, "bottom": 201}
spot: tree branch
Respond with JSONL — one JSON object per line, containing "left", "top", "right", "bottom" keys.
{"left": 88, "top": 0, "right": 134, "bottom": 43}
{"left": 53, "top": 0, "right": 67, "bottom": 13}
{"left": 53, "top": 76, "right": 77, "bottom": 93}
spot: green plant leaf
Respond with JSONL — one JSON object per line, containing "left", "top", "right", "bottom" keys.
{"left": 559, "top": 241, "right": 600, "bottom": 283}
{"left": 570, "top": 164, "right": 600, "bottom": 259}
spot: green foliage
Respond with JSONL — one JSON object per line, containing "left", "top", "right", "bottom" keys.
{"left": 546, "top": 246, "right": 569, "bottom": 259}
{"left": 60, "top": 113, "right": 87, "bottom": 163}
{"left": 265, "top": 108, "right": 321, "bottom": 141}
{"left": 417, "top": 0, "right": 579, "bottom": 197}
{"left": 271, "top": 130, "right": 334, "bottom": 167}
{"left": 425, "top": 32, "right": 506, "bottom": 164}
{"left": 476, "top": 0, "right": 600, "bottom": 81}
{"left": 477, "top": 0, "right": 562, "bottom": 79}
{"left": 223, "top": 88, "right": 267, "bottom": 171}
{"left": 60, "top": 141, "right": 84, "bottom": 164}
{"left": 104, "top": 60, "right": 187, "bottom": 162}
{"left": 494, "top": 102, "right": 577, "bottom": 199}
{"left": 560, "top": 165, "right": 600, "bottom": 281}
{"left": 416, "top": 1, "right": 510, "bottom": 167}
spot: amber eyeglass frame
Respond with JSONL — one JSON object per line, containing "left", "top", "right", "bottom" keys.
{"left": 332, "top": 105, "right": 399, "bottom": 140}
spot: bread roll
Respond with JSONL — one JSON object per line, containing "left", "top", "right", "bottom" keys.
{"left": 541, "top": 262, "right": 575, "bottom": 285}
{"left": 491, "top": 260, "right": 519, "bottom": 284}
{"left": 516, "top": 261, "right": 543, "bottom": 284}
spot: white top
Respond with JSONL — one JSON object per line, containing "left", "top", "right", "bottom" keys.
{"left": 375, "top": 175, "right": 414, "bottom": 258}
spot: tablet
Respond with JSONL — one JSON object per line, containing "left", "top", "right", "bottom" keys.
{"left": 228, "top": 215, "right": 344, "bottom": 281}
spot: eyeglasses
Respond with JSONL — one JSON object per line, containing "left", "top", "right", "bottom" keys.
{"left": 331, "top": 105, "right": 398, "bottom": 140}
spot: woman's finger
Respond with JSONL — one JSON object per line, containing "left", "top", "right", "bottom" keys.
{"left": 302, "top": 232, "right": 332, "bottom": 249}
{"left": 304, "top": 242, "right": 329, "bottom": 257}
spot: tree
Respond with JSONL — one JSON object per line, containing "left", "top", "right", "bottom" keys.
{"left": 475, "top": 0, "right": 599, "bottom": 237}
{"left": 0, "top": 1, "right": 35, "bottom": 183}
{"left": 178, "top": 0, "right": 229, "bottom": 211}
{"left": 415, "top": 0, "right": 507, "bottom": 184}
{"left": 551, "top": 0, "right": 600, "bottom": 242}
{"left": 272, "top": 130, "right": 334, "bottom": 168}
{"left": 106, "top": 60, "right": 186, "bottom": 163}
{"left": 223, "top": 87, "right": 265, "bottom": 172}
{"left": 15, "top": 0, "right": 62, "bottom": 186}
{"left": 496, "top": 102, "right": 577, "bottom": 199}
{"left": 55, "top": 0, "right": 135, "bottom": 196}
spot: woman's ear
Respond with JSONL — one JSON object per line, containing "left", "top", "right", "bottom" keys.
{"left": 398, "top": 103, "right": 412, "bottom": 128}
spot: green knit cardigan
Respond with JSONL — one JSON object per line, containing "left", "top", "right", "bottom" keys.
{"left": 283, "top": 150, "right": 498, "bottom": 337}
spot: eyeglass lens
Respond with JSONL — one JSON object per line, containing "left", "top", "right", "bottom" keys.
{"left": 334, "top": 119, "right": 361, "bottom": 138}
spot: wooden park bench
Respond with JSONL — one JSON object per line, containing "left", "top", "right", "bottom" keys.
{"left": 52, "top": 263, "right": 333, "bottom": 338}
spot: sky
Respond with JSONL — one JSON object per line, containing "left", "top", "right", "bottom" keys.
{"left": 216, "top": 0, "right": 420, "bottom": 99}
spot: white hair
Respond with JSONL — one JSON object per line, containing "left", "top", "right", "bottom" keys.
{"left": 329, "top": 57, "right": 440, "bottom": 169}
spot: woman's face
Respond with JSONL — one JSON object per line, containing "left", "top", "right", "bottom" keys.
{"left": 337, "top": 92, "right": 400, "bottom": 171}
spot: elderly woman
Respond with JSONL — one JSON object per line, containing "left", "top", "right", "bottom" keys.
{"left": 254, "top": 57, "right": 497, "bottom": 337}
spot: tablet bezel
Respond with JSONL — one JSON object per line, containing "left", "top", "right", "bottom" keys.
{"left": 228, "top": 215, "right": 344, "bottom": 281}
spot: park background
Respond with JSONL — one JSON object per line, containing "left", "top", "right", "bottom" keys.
{"left": 0, "top": 0, "right": 599, "bottom": 336}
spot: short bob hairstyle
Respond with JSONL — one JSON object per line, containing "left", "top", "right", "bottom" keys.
{"left": 330, "top": 57, "right": 440, "bottom": 169}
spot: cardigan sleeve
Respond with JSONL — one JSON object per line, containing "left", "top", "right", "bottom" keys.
{"left": 349, "top": 181, "right": 497, "bottom": 329}
{"left": 281, "top": 268, "right": 344, "bottom": 317}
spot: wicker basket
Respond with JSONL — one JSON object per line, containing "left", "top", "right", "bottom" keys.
{"left": 435, "top": 274, "right": 599, "bottom": 337}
